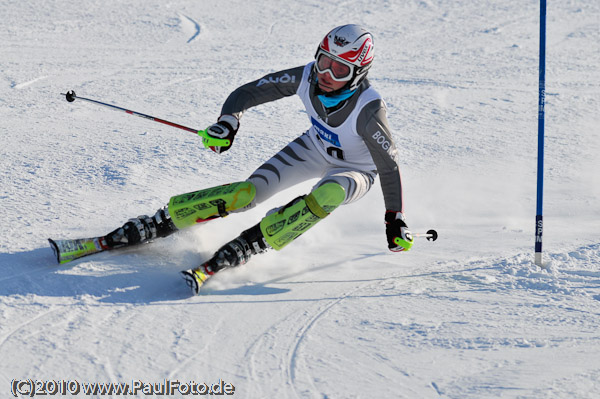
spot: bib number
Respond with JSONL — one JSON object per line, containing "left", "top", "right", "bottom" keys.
{"left": 326, "top": 146, "right": 345, "bottom": 160}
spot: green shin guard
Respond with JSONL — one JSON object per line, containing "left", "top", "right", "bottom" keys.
{"left": 259, "top": 183, "right": 346, "bottom": 251}
{"left": 168, "top": 182, "right": 256, "bottom": 229}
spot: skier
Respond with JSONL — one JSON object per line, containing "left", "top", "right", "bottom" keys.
{"left": 50, "top": 24, "right": 414, "bottom": 294}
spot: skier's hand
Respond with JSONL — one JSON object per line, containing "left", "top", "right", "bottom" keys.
{"left": 202, "top": 115, "right": 239, "bottom": 154}
{"left": 385, "top": 211, "right": 413, "bottom": 252}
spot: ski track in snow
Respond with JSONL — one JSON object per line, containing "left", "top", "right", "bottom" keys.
{"left": 165, "top": 317, "right": 225, "bottom": 380}
{"left": 179, "top": 14, "right": 200, "bottom": 44}
{"left": 257, "top": 22, "right": 276, "bottom": 46}
{"left": 1, "top": 0, "right": 600, "bottom": 397}
{"left": 12, "top": 76, "right": 48, "bottom": 89}
{"left": 0, "top": 308, "right": 58, "bottom": 354}
{"left": 240, "top": 289, "right": 356, "bottom": 398}
{"left": 290, "top": 280, "right": 399, "bottom": 397}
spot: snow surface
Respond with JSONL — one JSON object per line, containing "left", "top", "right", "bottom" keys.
{"left": 1, "top": 0, "right": 599, "bottom": 398}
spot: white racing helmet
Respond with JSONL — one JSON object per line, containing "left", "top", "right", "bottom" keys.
{"left": 314, "top": 24, "right": 374, "bottom": 91}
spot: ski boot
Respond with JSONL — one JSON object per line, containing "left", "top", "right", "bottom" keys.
{"left": 48, "top": 206, "right": 177, "bottom": 264}
{"left": 182, "top": 224, "right": 270, "bottom": 295}
{"left": 104, "top": 206, "right": 177, "bottom": 250}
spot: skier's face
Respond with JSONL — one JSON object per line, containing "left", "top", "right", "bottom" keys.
{"left": 317, "top": 71, "right": 347, "bottom": 92}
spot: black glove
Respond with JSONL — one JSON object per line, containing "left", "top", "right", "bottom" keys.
{"left": 204, "top": 115, "right": 239, "bottom": 154}
{"left": 385, "top": 211, "right": 413, "bottom": 252}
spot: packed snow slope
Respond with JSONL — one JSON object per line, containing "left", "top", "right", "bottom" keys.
{"left": 1, "top": 0, "right": 599, "bottom": 398}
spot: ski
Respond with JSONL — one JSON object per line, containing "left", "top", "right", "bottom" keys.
{"left": 48, "top": 237, "right": 109, "bottom": 264}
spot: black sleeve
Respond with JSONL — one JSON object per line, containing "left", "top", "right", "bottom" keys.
{"left": 220, "top": 65, "right": 305, "bottom": 119}
{"left": 356, "top": 100, "right": 404, "bottom": 212}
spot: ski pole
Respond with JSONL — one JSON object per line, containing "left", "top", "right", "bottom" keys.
{"left": 60, "top": 90, "right": 230, "bottom": 147}
{"left": 413, "top": 229, "right": 438, "bottom": 241}
{"left": 393, "top": 229, "right": 437, "bottom": 249}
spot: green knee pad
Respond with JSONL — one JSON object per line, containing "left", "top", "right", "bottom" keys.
{"left": 260, "top": 183, "right": 346, "bottom": 251}
{"left": 168, "top": 182, "right": 256, "bottom": 229}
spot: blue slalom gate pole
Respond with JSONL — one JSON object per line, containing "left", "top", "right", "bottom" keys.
{"left": 535, "top": 0, "right": 546, "bottom": 267}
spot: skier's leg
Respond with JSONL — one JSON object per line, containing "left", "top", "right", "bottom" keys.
{"left": 166, "top": 181, "right": 256, "bottom": 229}
{"left": 244, "top": 133, "right": 328, "bottom": 208}
{"left": 315, "top": 168, "right": 377, "bottom": 205}
{"left": 104, "top": 181, "right": 256, "bottom": 249}
{"left": 182, "top": 182, "right": 346, "bottom": 294}
{"left": 192, "top": 169, "right": 373, "bottom": 261}
{"left": 255, "top": 168, "right": 374, "bottom": 251}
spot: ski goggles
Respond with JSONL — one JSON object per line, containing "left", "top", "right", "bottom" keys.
{"left": 315, "top": 50, "right": 354, "bottom": 82}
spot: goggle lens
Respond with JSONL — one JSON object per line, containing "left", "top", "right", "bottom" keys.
{"left": 316, "top": 52, "right": 353, "bottom": 81}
